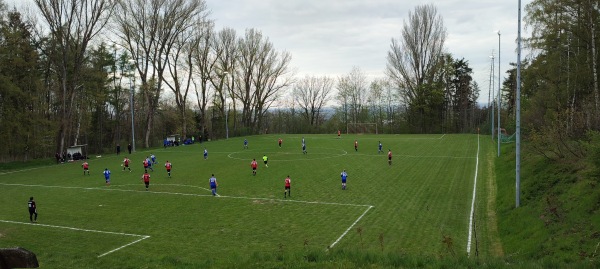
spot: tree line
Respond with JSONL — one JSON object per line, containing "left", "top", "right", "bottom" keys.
{"left": 0, "top": 1, "right": 484, "bottom": 161}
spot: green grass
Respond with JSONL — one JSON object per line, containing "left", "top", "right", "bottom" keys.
{"left": 0, "top": 134, "right": 494, "bottom": 268}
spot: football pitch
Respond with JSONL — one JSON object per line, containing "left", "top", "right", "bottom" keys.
{"left": 0, "top": 134, "right": 495, "bottom": 268}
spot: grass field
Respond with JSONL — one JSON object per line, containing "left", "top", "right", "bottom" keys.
{"left": 0, "top": 134, "right": 495, "bottom": 268}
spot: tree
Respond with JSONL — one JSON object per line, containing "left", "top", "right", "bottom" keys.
{"left": 293, "top": 75, "right": 334, "bottom": 128}
{"left": 33, "top": 0, "right": 114, "bottom": 154}
{"left": 337, "top": 67, "right": 368, "bottom": 125}
{"left": 114, "top": 0, "right": 207, "bottom": 148}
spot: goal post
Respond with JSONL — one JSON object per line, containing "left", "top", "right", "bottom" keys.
{"left": 347, "top": 123, "right": 378, "bottom": 134}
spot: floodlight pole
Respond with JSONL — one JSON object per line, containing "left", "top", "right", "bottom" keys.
{"left": 489, "top": 55, "right": 495, "bottom": 136}
{"left": 497, "top": 31, "right": 501, "bottom": 157}
{"left": 516, "top": 0, "right": 522, "bottom": 208}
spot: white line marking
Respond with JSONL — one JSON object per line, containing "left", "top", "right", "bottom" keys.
{"left": 328, "top": 205, "right": 374, "bottom": 249}
{"left": 466, "top": 134, "right": 480, "bottom": 255}
{"left": 0, "top": 219, "right": 150, "bottom": 258}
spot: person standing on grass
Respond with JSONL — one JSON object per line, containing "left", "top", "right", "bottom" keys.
{"left": 116, "top": 144, "right": 121, "bottom": 155}
{"left": 341, "top": 170, "right": 348, "bottom": 190}
{"left": 146, "top": 156, "right": 154, "bottom": 172}
{"left": 209, "top": 174, "right": 218, "bottom": 196}
{"left": 141, "top": 170, "right": 150, "bottom": 191}
{"left": 28, "top": 197, "right": 37, "bottom": 223}
{"left": 150, "top": 154, "right": 157, "bottom": 164}
{"left": 251, "top": 159, "right": 258, "bottom": 176}
{"left": 165, "top": 160, "right": 172, "bottom": 178}
{"left": 388, "top": 149, "right": 392, "bottom": 166}
{"left": 278, "top": 138, "right": 282, "bottom": 148}
{"left": 302, "top": 141, "right": 307, "bottom": 155}
{"left": 263, "top": 154, "right": 268, "bottom": 168}
{"left": 103, "top": 168, "right": 111, "bottom": 186}
{"left": 143, "top": 158, "right": 149, "bottom": 171}
{"left": 378, "top": 141, "right": 383, "bottom": 154}
{"left": 123, "top": 157, "right": 131, "bottom": 172}
{"left": 244, "top": 139, "right": 248, "bottom": 149}
{"left": 284, "top": 176, "right": 291, "bottom": 198}
{"left": 203, "top": 148, "right": 208, "bottom": 160}
{"left": 82, "top": 161, "right": 90, "bottom": 175}
{"left": 338, "top": 130, "right": 341, "bottom": 139}
{"left": 127, "top": 143, "right": 132, "bottom": 154}
{"left": 354, "top": 140, "right": 358, "bottom": 152}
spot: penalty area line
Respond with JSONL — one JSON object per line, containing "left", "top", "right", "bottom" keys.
{"left": 466, "top": 134, "right": 480, "bottom": 256}
{"left": 328, "top": 205, "right": 374, "bottom": 250}
{"left": 0, "top": 219, "right": 150, "bottom": 258}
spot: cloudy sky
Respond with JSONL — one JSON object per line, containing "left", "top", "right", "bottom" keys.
{"left": 206, "top": 0, "right": 533, "bottom": 105}
{"left": 8, "top": 0, "right": 533, "bottom": 106}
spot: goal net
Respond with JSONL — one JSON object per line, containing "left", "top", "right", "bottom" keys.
{"left": 347, "top": 123, "right": 378, "bottom": 134}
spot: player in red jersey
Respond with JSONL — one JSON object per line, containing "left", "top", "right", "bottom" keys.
{"left": 141, "top": 170, "right": 150, "bottom": 191}
{"left": 82, "top": 161, "right": 90, "bottom": 175}
{"left": 278, "top": 138, "right": 282, "bottom": 148}
{"left": 284, "top": 176, "right": 291, "bottom": 198}
{"left": 165, "top": 161, "right": 172, "bottom": 178}
{"left": 250, "top": 159, "right": 258, "bottom": 176}
{"left": 337, "top": 130, "right": 341, "bottom": 139}
{"left": 122, "top": 157, "right": 131, "bottom": 172}
{"left": 388, "top": 149, "right": 392, "bottom": 166}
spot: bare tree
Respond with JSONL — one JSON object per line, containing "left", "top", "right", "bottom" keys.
{"left": 236, "top": 28, "right": 293, "bottom": 133}
{"left": 386, "top": 4, "right": 446, "bottom": 106}
{"left": 208, "top": 27, "right": 237, "bottom": 137}
{"left": 337, "top": 66, "right": 368, "bottom": 124}
{"left": 33, "top": 0, "right": 114, "bottom": 154}
{"left": 293, "top": 75, "right": 334, "bottom": 127}
{"left": 191, "top": 21, "right": 217, "bottom": 141}
{"left": 114, "top": 0, "right": 207, "bottom": 148}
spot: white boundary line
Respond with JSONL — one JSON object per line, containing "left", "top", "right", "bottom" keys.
{"left": 0, "top": 219, "right": 150, "bottom": 258}
{"left": 328, "top": 205, "right": 373, "bottom": 249}
{"left": 466, "top": 134, "right": 480, "bottom": 255}
{"left": 1, "top": 182, "right": 373, "bottom": 248}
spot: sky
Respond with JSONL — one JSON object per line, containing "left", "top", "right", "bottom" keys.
{"left": 206, "top": 0, "right": 533, "bottom": 106}
{"left": 7, "top": 0, "right": 533, "bottom": 106}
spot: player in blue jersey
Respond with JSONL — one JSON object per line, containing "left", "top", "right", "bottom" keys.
{"left": 209, "top": 174, "right": 218, "bottom": 196}
{"left": 203, "top": 148, "right": 208, "bottom": 160}
{"left": 340, "top": 170, "right": 348, "bottom": 190}
{"left": 243, "top": 139, "right": 248, "bottom": 149}
{"left": 378, "top": 141, "right": 383, "bottom": 154}
{"left": 146, "top": 157, "right": 154, "bottom": 171}
{"left": 150, "top": 154, "right": 157, "bottom": 164}
{"left": 103, "top": 168, "right": 111, "bottom": 186}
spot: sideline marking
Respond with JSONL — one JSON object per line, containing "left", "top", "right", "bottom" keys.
{"left": 0, "top": 219, "right": 150, "bottom": 258}
{"left": 466, "top": 134, "right": 480, "bottom": 255}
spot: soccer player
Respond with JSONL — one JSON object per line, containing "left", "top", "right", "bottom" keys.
{"left": 251, "top": 159, "right": 258, "bottom": 176}
{"left": 103, "top": 168, "right": 111, "bottom": 186}
{"left": 146, "top": 157, "right": 154, "bottom": 171}
{"left": 127, "top": 143, "right": 132, "bottom": 154}
{"left": 209, "top": 174, "right": 218, "bottom": 196}
{"left": 378, "top": 141, "right": 383, "bottom": 154}
{"left": 203, "top": 148, "right": 208, "bottom": 160}
{"left": 354, "top": 140, "right": 358, "bottom": 152}
{"left": 278, "top": 138, "right": 282, "bottom": 148}
{"left": 82, "top": 161, "right": 90, "bottom": 175}
{"left": 337, "top": 130, "right": 341, "bottom": 139}
{"left": 302, "top": 140, "right": 307, "bottom": 155}
{"left": 263, "top": 154, "right": 268, "bottom": 168}
{"left": 27, "top": 197, "right": 37, "bottom": 223}
{"left": 141, "top": 170, "right": 150, "bottom": 191}
{"left": 341, "top": 170, "right": 348, "bottom": 190}
{"left": 388, "top": 149, "right": 392, "bottom": 166}
{"left": 244, "top": 139, "right": 248, "bottom": 149}
{"left": 284, "top": 175, "right": 291, "bottom": 198}
{"left": 123, "top": 157, "right": 131, "bottom": 172}
{"left": 302, "top": 137, "right": 305, "bottom": 145}
{"left": 150, "top": 154, "right": 157, "bottom": 164}
{"left": 165, "top": 160, "right": 172, "bottom": 178}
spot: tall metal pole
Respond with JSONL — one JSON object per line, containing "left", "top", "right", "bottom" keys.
{"left": 516, "top": 0, "right": 522, "bottom": 208}
{"left": 497, "top": 31, "right": 501, "bottom": 156}
{"left": 489, "top": 55, "right": 495, "bottom": 136}
{"left": 130, "top": 77, "right": 136, "bottom": 153}
{"left": 491, "top": 54, "right": 495, "bottom": 139}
